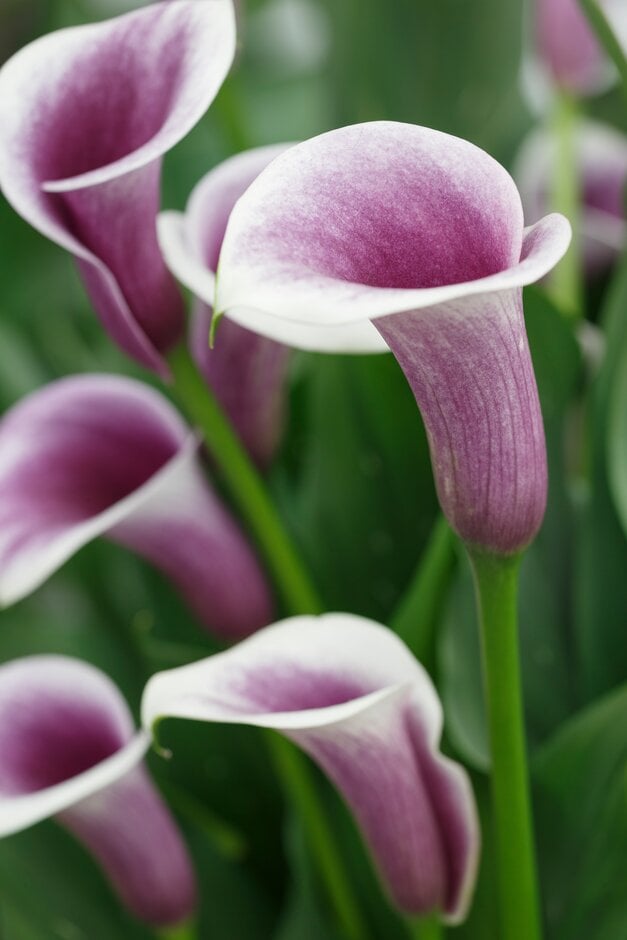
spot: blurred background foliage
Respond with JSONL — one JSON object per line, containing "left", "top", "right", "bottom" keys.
{"left": 0, "top": 0, "right": 626, "bottom": 938}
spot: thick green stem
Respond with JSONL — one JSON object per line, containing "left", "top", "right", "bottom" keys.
{"left": 406, "top": 913, "right": 444, "bottom": 939}
{"left": 267, "top": 734, "right": 368, "bottom": 940}
{"left": 469, "top": 551, "right": 542, "bottom": 940}
{"left": 167, "top": 344, "right": 322, "bottom": 616}
{"left": 549, "top": 91, "right": 583, "bottom": 318}
{"left": 391, "top": 515, "right": 456, "bottom": 672}
{"left": 167, "top": 344, "right": 365, "bottom": 938}
{"left": 157, "top": 920, "right": 197, "bottom": 940}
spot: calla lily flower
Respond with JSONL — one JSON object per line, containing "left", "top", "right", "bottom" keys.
{"left": 159, "top": 146, "right": 294, "bottom": 467}
{"left": 0, "top": 0, "right": 236, "bottom": 375}
{"left": 215, "top": 122, "right": 571, "bottom": 555}
{"left": 142, "top": 613, "right": 479, "bottom": 922}
{"left": 0, "top": 375, "right": 273, "bottom": 639}
{"left": 534, "top": 0, "right": 627, "bottom": 96}
{"left": 515, "top": 119, "right": 626, "bottom": 275}
{"left": 0, "top": 655, "right": 196, "bottom": 926}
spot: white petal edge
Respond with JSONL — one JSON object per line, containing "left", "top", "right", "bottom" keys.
{"left": 215, "top": 213, "right": 571, "bottom": 352}
{"left": 0, "top": 732, "right": 149, "bottom": 837}
{"left": 0, "top": 429, "right": 202, "bottom": 608}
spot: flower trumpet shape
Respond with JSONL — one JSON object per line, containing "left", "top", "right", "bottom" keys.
{"left": 159, "top": 146, "right": 294, "bottom": 468}
{"left": 534, "top": 0, "right": 627, "bottom": 96}
{"left": 215, "top": 122, "right": 572, "bottom": 555}
{"left": 0, "top": 0, "right": 236, "bottom": 375}
{"left": 0, "top": 655, "right": 196, "bottom": 926}
{"left": 515, "top": 119, "right": 627, "bottom": 275}
{"left": 142, "top": 614, "right": 479, "bottom": 921}
{"left": 0, "top": 375, "right": 273, "bottom": 639}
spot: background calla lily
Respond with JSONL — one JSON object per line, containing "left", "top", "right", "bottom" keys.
{"left": 0, "top": 655, "right": 196, "bottom": 926}
{"left": 159, "top": 145, "right": 294, "bottom": 468}
{"left": 142, "top": 613, "right": 480, "bottom": 922}
{"left": 215, "top": 121, "right": 571, "bottom": 555}
{"left": 0, "top": 375, "right": 273, "bottom": 639}
{"left": 515, "top": 119, "right": 627, "bottom": 275}
{"left": 534, "top": 0, "right": 627, "bottom": 96}
{"left": 0, "top": 0, "right": 236, "bottom": 375}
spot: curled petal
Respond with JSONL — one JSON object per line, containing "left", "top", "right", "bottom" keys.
{"left": 0, "top": 0, "right": 236, "bottom": 373}
{"left": 515, "top": 120, "right": 627, "bottom": 274}
{"left": 142, "top": 614, "right": 480, "bottom": 922}
{"left": 159, "top": 146, "right": 295, "bottom": 466}
{"left": 0, "top": 655, "right": 196, "bottom": 926}
{"left": 216, "top": 122, "right": 571, "bottom": 553}
{"left": 0, "top": 376, "right": 273, "bottom": 639}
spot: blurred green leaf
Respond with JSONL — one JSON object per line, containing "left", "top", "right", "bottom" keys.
{"left": 0, "top": 822, "right": 152, "bottom": 939}
{"left": 575, "top": 256, "right": 627, "bottom": 701}
{"left": 275, "top": 353, "right": 438, "bottom": 621}
{"left": 533, "top": 683, "right": 627, "bottom": 940}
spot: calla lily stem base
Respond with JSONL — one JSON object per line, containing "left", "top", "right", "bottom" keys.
{"left": 167, "top": 343, "right": 321, "bottom": 616}
{"left": 469, "top": 550, "right": 542, "bottom": 940}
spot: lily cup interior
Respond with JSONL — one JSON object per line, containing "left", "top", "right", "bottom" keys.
{"left": 0, "top": 658, "right": 131, "bottom": 797}
{"left": 230, "top": 122, "right": 525, "bottom": 292}
{"left": 0, "top": 378, "right": 183, "bottom": 535}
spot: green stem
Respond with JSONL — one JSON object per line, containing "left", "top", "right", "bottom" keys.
{"left": 391, "top": 515, "right": 457, "bottom": 672}
{"left": 578, "top": 0, "right": 627, "bottom": 100}
{"left": 267, "top": 734, "right": 368, "bottom": 940}
{"left": 156, "top": 920, "right": 197, "bottom": 940}
{"left": 167, "top": 345, "right": 365, "bottom": 937}
{"left": 549, "top": 91, "right": 583, "bottom": 318}
{"left": 469, "top": 551, "right": 542, "bottom": 940}
{"left": 167, "top": 344, "right": 322, "bottom": 616}
{"left": 406, "top": 913, "right": 444, "bottom": 939}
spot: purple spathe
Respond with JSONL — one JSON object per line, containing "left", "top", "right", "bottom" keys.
{"left": 159, "top": 146, "right": 294, "bottom": 467}
{"left": 0, "top": 375, "right": 273, "bottom": 639}
{"left": 215, "top": 122, "right": 571, "bottom": 555}
{"left": 0, "top": 0, "right": 236, "bottom": 374}
{"left": 142, "top": 613, "right": 480, "bottom": 922}
{"left": 0, "top": 655, "right": 196, "bottom": 926}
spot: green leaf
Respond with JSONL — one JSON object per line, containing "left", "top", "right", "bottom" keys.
{"left": 533, "top": 684, "right": 627, "bottom": 940}
{"left": 275, "top": 352, "right": 438, "bottom": 621}
{"left": 576, "top": 256, "right": 627, "bottom": 700}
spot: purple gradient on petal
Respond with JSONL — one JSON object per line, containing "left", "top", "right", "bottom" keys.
{"left": 0, "top": 376, "right": 273, "bottom": 639}
{"left": 184, "top": 146, "right": 293, "bottom": 467}
{"left": 192, "top": 305, "right": 290, "bottom": 467}
{"left": 62, "top": 768, "right": 197, "bottom": 927}
{"left": 225, "top": 123, "right": 523, "bottom": 292}
{"left": 377, "top": 289, "right": 547, "bottom": 555}
{"left": 0, "top": 1, "right": 235, "bottom": 369}
{"left": 0, "top": 656, "right": 196, "bottom": 927}
{"left": 292, "top": 696, "right": 451, "bottom": 915}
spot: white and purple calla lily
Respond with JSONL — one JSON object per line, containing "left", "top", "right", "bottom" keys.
{"left": 0, "top": 0, "right": 236, "bottom": 375}
{"left": 142, "top": 613, "right": 480, "bottom": 922}
{"left": 0, "top": 655, "right": 196, "bottom": 926}
{"left": 159, "top": 146, "right": 294, "bottom": 468}
{"left": 0, "top": 375, "right": 273, "bottom": 639}
{"left": 215, "top": 122, "right": 571, "bottom": 555}
{"left": 534, "top": 0, "right": 627, "bottom": 96}
{"left": 515, "top": 119, "right": 627, "bottom": 274}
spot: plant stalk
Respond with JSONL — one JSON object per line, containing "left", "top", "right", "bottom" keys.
{"left": 469, "top": 550, "right": 542, "bottom": 940}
